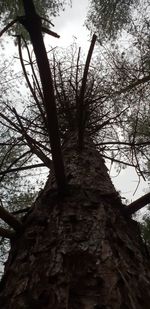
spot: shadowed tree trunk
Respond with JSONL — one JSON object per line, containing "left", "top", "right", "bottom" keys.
{"left": 0, "top": 134, "right": 150, "bottom": 308}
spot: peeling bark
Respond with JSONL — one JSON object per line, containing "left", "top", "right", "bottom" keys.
{"left": 0, "top": 135, "right": 150, "bottom": 308}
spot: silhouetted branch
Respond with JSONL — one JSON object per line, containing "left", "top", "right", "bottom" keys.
{"left": 0, "top": 19, "right": 18, "bottom": 37}
{"left": 0, "top": 110, "right": 51, "bottom": 168}
{"left": 101, "top": 154, "right": 138, "bottom": 168}
{"left": 76, "top": 47, "right": 81, "bottom": 101}
{"left": 0, "top": 163, "right": 45, "bottom": 176}
{"left": 41, "top": 17, "right": 54, "bottom": 27}
{"left": 124, "top": 193, "right": 150, "bottom": 216}
{"left": 21, "top": 35, "right": 45, "bottom": 103}
{"left": 13, "top": 108, "right": 52, "bottom": 168}
{"left": 96, "top": 141, "right": 150, "bottom": 147}
{"left": 78, "top": 34, "right": 97, "bottom": 149}
{"left": 56, "top": 61, "right": 73, "bottom": 128}
{"left": 0, "top": 200, "right": 22, "bottom": 232}
{"left": 114, "top": 74, "right": 150, "bottom": 96}
{"left": 0, "top": 227, "right": 14, "bottom": 239}
{"left": 0, "top": 139, "right": 21, "bottom": 172}
{"left": 11, "top": 207, "right": 30, "bottom": 215}
{"left": 90, "top": 107, "right": 128, "bottom": 135}
{"left": 0, "top": 111, "right": 21, "bottom": 132}
{"left": 41, "top": 27, "right": 60, "bottom": 38}
{"left": 18, "top": 35, "right": 47, "bottom": 126}
{"left": 0, "top": 150, "right": 31, "bottom": 183}
{"left": 20, "top": 0, "right": 66, "bottom": 191}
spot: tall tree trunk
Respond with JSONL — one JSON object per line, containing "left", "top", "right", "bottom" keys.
{"left": 0, "top": 134, "right": 150, "bottom": 308}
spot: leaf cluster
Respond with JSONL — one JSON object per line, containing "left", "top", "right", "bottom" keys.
{"left": 86, "top": 0, "right": 137, "bottom": 41}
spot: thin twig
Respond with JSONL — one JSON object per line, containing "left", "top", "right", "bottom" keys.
{"left": 78, "top": 34, "right": 97, "bottom": 149}
{"left": 19, "top": 3, "right": 66, "bottom": 191}
{"left": 0, "top": 227, "right": 15, "bottom": 239}
{"left": 41, "top": 17, "right": 54, "bottom": 27}
{"left": 96, "top": 141, "right": 150, "bottom": 147}
{"left": 0, "top": 150, "right": 31, "bottom": 183}
{"left": 113, "top": 74, "right": 150, "bottom": 96}
{"left": 75, "top": 47, "right": 81, "bottom": 101}
{"left": 21, "top": 36, "right": 45, "bottom": 106}
{"left": 13, "top": 108, "right": 52, "bottom": 168}
{"left": 0, "top": 163, "right": 45, "bottom": 176}
{"left": 0, "top": 19, "right": 18, "bottom": 37}
{"left": 18, "top": 35, "right": 47, "bottom": 126}
{"left": 101, "top": 153, "right": 138, "bottom": 168}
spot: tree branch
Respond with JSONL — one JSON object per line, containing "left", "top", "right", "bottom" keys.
{"left": 97, "top": 141, "right": 150, "bottom": 147}
{"left": 0, "top": 163, "right": 45, "bottom": 176}
{"left": 124, "top": 193, "right": 150, "bottom": 216}
{"left": 41, "top": 27, "right": 60, "bottom": 38}
{"left": 0, "top": 200, "right": 22, "bottom": 232}
{"left": 13, "top": 108, "right": 52, "bottom": 168}
{"left": 0, "top": 19, "right": 18, "bottom": 37}
{"left": 0, "top": 150, "right": 31, "bottom": 183}
{"left": 17, "top": 35, "right": 47, "bottom": 127}
{"left": 19, "top": 0, "right": 66, "bottom": 192}
{"left": 11, "top": 207, "right": 30, "bottom": 215}
{"left": 101, "top": 154, "right": 138, "bottom": 168}
{"left": 78, "top": 34, "right": 97, "bottom": 149}
{"left": 113, "top": 74, "right": 150, "bottom": 96}
{"left": 0, "top": 227, "right": 15, "bottom": 239}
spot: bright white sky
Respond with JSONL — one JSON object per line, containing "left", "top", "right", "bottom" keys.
{"left": 50, "top": 0, "right": 90, "bottom": 50}
{"left": 0, "top": 0, "right": 149, "bottom": 210}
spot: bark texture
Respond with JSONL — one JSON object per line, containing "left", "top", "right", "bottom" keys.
{"left": 0, "top": 134, "right": 150, "bottom": 308}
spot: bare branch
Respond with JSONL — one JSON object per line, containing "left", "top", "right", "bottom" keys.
{"left": 76, "top": 47, "right": 81, "bottom": 101}
{"left": 124, "top": 193, "right": 150, "bottom": 216}
{"left": 17, "top": 35, "right": 47, "bottom": 126}
{"left": 78, "top": 34, "right": 97, "bottom": 149}
{"left": 0, "top": 227, "right": 15, "bottom": 239}
{"left": 0, "top": 163, "right": 45, "bottom": 176}
{"left": 11, "top": 207, "right": 30, "bottom": 215}
{"left": 114, "top": 74, "right": 150, "bottom": 96}
{"left": 21, "top": 35, "right": 45, "bottom": 104}
{"left": 41, "top": 27, "right": 60, "bottom": 38}
{"left": 41, "top": 17, "right": 54, "bottom": 27}
{"left": 0, "top": 200, "right": 22, "bottom": 232}
{"left": 13, "top": 108, "right": 52, "bottom": 168}
{"left": 101, "top": 154, "right": 138, "bottom": 168}
{"left": 0, "top": 150, "right": 31, "bottom": 183}
{"left": 96, "top": 141, "right": 150, "bottom": 147}
{"left": 19, "top": 4, "right": 66, "bottom": 191}
{"left": 0, "top": 19, "right": 18, "bottom": 37}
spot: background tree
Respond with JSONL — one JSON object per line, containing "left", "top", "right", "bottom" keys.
{"left": 0, "top": 0, "right": 150, "bottom": 308}
{"left": 0, "top": 0, "right": 69, "bottom": 39}
{"left": 87, "top": 0, "right": 150, "bottom": 180}
{"left": 86, "top": 0, "right": 147, "bottom": 41}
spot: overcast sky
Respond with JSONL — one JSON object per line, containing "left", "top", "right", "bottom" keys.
{"left": 44, "top": 0, "right": 90, "bottom": 51}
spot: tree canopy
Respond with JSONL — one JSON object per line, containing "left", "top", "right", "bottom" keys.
{"left": 86, "top": 0, "right": 150, "bottom": 42}
{"left": 0, "top": 0, "right": 68, "bottom": 21}
{"left": 0, "top": 0, "right": 70, "bottom": 40}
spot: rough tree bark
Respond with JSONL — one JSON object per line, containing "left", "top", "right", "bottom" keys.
{"left": 0, "top": 134, "right": 150, "bottom": 308}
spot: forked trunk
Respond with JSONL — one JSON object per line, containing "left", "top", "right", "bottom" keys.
{"left": 0, "top": 134, "right": 150, "bottom": 308}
